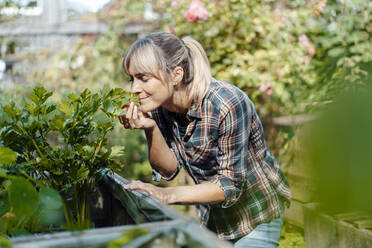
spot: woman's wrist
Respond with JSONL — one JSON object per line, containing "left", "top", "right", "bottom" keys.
{"left": 164, "top": 187, "right": 177, "bottom": 204}
{"left": 143, "top": 119, "right": 156, "bottom": 131}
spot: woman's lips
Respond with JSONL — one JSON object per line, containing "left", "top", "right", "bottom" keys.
{"left": 139, "top": 96, "right": 149, "bottom": 102}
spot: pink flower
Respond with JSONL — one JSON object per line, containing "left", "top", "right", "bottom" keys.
{"left": 171, "top": 1, "right": 180, "bottom": 8}
{"left": 259, "top": 82, "right": 274, "bottom": 96}
{"left": 299, "top": 34, "right": 316, "bottom": 57}
{"left": 184, "top": 0, "right": 209, "bottom": 23}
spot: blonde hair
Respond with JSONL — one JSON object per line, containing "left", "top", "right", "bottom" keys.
{"left": 122, "top": 32, "right": 211, "bottom": 104}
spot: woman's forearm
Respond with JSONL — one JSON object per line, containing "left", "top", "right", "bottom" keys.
{"left": 166, "top": 182, "right": 225, "bottom": 205}
{"left": 124, "top": 180, "right": 226, "bottom": 205}
{"left": 145, "top": 125, "right": 178, "bottom": 178}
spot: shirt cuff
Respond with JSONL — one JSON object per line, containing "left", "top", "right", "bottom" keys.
{"left": 212, "top": 176, "right": 243, "bottom": 208}
{"left": 151, "top": 165, "right": 180, "bottom": 182}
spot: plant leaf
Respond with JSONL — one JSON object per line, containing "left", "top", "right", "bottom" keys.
{"left": 39, "top": 187, "right": 63, "bottom": 210}
{"left": 110, "top": 146, "right": 125, "bottom": 158}
{"left": 8, "top": 177, "right": 39, "bottom": 217}
{"left": 0, "top": 168, "right": 7, "bottom": 177}
{"left": 50, "top": 114, "right": 65, "bottom": 131}
{"left": 76, "top": 166, "right": 89, "bottom": 181}
{"left": 0, "top": 147, "right": 17, "bottom": 165}
{"left": 58, "top": 100, "right": 73, "bottom": 117}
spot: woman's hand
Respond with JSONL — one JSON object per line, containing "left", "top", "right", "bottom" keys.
{"left": 124, "top": 180, "right": 172, "bottom": 204}
{"left": 119, "top": 102, "right": 156, "bottom": 130}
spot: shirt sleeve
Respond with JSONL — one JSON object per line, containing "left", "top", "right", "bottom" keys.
{"left": 151, "top": 147, "right": 181, "bottom": 182}
{"left": 211, "top": 97, "right": 253, "bottom": 208}
{"left": 149, "top": 108, "right": 180, "bottom": 182}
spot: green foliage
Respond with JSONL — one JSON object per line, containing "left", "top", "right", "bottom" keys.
{"left": 0, "top": 234, "right": 11, "bottom": 248}
{"left": 0, "top": 86, "right": 136, "bottom": 231}
{"left": 0, "top": 147, "right": 17, "bottom": 166}
{"left": 163, "top": 0, "right": 316, "bottom": 116}
{"left": 279, "top": 224, "right": 305, "bottom": 248}
{"left": 0, "top": 174, "right": 64, "bottom": 236}
{"left": 108, "top": 129, "right": 150, "bottom": 180}
{"left": 107, "top": 228, "right": 150, "bottom": 248}
{"left": 15, "top": 1, "right": 156, "bottom": 186}
{"left": 162, "top": 0, "right": 372, "bottom": 117}
{"left": 304, "top": 0, "right": 372, "bottom": 109}
{"left": 304, "top": 78, "right": 372, "bottom": 214}
{"left": 8, "top": 177, "right": 39, "bottom": 217}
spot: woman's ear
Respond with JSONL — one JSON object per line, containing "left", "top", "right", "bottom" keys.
{"left": 171, "top": 66, "right": 184, "bottom": 85}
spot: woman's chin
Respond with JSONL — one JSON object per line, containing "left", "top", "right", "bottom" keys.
{"left": 140, "top": 103, "right": 156, "bottom": 113}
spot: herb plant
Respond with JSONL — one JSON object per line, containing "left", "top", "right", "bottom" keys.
{"left": 0, "top": 86, "right": 138, "bottom": 230}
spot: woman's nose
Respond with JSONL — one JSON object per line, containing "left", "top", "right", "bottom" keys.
{"left": 130, "top": 79, "right": 141, "bottom": 94}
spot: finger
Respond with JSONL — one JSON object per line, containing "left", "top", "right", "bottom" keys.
{"left": 124, "top": 182, "right": 140, "bottom": 191}
{"left": 133, "top": 105, "right": 138, "bottom": 120}
{"left": 126, "top": 102, "right": 134, "bottom": 119}
{"left": 128, "top": 103, "right": 137, "bottom": 128}
{"left": 124, "top": 182, "right": 150, "bottom": 195}
{"left": 119, "top": 116, "right": 130, "bottom": 129}
{"left": 119, "top": 115, "right": 124, "bottom": 124}
{"left": 126, "top": 102, "right": 135, "bottom": 127}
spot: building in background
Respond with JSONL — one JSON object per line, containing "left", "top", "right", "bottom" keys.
{"left": 0, "top": 0, "right": 154, "bottom": 86}
{"left": 0, "top": 0, "right": 108, "bottom": 55}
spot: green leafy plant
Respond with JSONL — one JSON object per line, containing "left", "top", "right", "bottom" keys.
{"left": 0, "top": 86, "right": 137, "bottom": 230}
{"left": 162, "top": 0, "right": 316, "bottom": 116}
{"left": 0, "top": 146, "right": 64, "bottom": 236}
{"left": 304, "top": 0, "right": 372, "bottom": 109}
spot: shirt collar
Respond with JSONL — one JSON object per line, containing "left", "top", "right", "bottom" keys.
{"left": 186, "top": 101, "right": 202, "bottom": 119}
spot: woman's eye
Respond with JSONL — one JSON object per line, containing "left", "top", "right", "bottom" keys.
{"left": 141, "top": 78, "right": 149, "bottom": 82}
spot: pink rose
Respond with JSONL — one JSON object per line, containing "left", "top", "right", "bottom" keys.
{"left": 259, "top": 82, "right": 274, "bottom": 96}
{"left": 184, "top": 0, "right": 209, "bottom": 23}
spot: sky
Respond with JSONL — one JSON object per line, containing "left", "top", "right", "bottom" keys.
{"left": 0, "top": 0, "right": 112, "bottom": 13}
{"left": 0, "top": 0, "right": 112, "bottom": 17}
{"left": 67, "top": 0, "right": 111, "bottom": 13}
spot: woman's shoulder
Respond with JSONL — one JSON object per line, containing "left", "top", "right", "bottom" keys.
{"left": 206, "top": 78, "right": 252, "bottom": 114}
{"left": 209, "top": 78, "right": 249, "bottom": 100}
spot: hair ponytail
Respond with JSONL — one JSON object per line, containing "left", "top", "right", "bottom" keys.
{"left": 182, "top": 37, "right": 212, "bottom": 105}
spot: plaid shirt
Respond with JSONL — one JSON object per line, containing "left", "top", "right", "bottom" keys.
{"left": 150, "top": 79, "right": 291, "bottom": 240}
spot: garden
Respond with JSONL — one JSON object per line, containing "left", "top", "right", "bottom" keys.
{"left": 0, "top": 0, "right": 371, "bottom": 247}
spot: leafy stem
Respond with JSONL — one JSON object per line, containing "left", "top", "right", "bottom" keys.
{"left": 16, "top": 123, "right": 45, "bottom": 160}
{"left": 20, "top": 170, "right": 46, "bottom": 188}
{"left": 91, "top": 135, "right": 105, "bottom": 165}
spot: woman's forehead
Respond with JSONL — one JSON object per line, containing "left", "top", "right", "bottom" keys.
{"left": 128, "top": 63, "right": 149, "bottom": 77}
{"left": 127, "top": 56, "right": 159, "bottom": 77}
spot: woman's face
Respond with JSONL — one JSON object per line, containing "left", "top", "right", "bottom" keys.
{"left": 128, "top": 68, "right": 173, "bottom": 113}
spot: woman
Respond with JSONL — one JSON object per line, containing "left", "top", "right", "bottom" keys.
{"left": 119, "top": 32, "right": 291, "bottom": 247}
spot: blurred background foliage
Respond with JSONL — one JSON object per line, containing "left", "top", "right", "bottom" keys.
{"left": 304, "top": 76, "right": 372, "bottom": 215}
{"left": 0, "top": 0, "right": 371, "bottom": 234}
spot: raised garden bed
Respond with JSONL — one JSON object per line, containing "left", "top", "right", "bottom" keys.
{"left": 304, "top": 203, "right": 372, "bottom": 248}
{"left": 10, "top": 173, "right": 233, "bottom": 248}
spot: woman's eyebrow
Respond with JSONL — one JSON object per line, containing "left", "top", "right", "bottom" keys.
{"left": 134, "top": 73, "right": 151, "bottom": 78}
